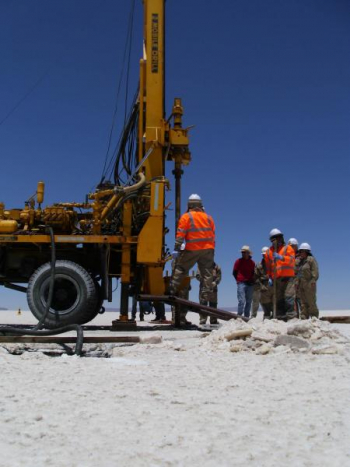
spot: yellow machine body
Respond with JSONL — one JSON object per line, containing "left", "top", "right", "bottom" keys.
{"left": 0, "top": 0, "right": 191, "bottom": 321}
{"left": 0, "top": 220, "right": 18, "bottom": 234}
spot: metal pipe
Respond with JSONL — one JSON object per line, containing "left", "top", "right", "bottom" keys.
{"left": 139, "top": 294, "right": 249, "bottom": 322}
{"left": 172, "top": 158, "right": 183, "bottom": 234}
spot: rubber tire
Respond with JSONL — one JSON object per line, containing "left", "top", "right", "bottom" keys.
{"left": 27, "top": 260, "right": 98, "bottom": 329}
{"left": 78, "top": 281, "right": 105, "bottom": 325}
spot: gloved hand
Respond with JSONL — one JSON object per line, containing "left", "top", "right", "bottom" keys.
{"left": 268, "top": 278, "right": 273, "bottom": 287}
{"left": 172, "top": 250, "right": 180, "bottom": 259}
{"left": 273, "top": 252, "right": 283, "bottom": 260}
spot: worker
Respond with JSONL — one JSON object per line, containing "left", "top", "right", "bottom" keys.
{"left": 233, "top": 246, "right": 255, "bottom": 318}
{"left": 295, "top": 243, "right": 319, "bottom": 319}
{"left": 151, "top": 302, "right": 171, "bottom": 323}
{"left": 251, "top": 246, "right": 271, "bottom": 318}
{"left": 265, "top": 228, "right": 297, "bottom": 321}
{"left": 138, "top": 301, "right": 153, "bottom": 321}
{"left": 170, "top": 242, "right": 192, "bottom": 325}
{"left": 288, "top": 237, "right": 301, "bottom": 317}
{"left": 288, "top": 238, "right": 299, "bottom": 254}
{"left": 196, "top": 262, "right": 222, "bottom": 325}
{"left": 169, "top": 195, "right": 216, "bottom": 313}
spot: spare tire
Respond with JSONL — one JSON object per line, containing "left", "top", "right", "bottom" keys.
{"left": 27, "top": 260, "right": 98, "bottom": 329}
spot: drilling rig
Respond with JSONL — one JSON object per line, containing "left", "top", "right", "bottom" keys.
{"left": 0, "top": 0, "right": 191, "bottom": 328}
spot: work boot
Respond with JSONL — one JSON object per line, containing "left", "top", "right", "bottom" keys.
{"left": 210, "top": 318, "right": 218, "bottom": 325}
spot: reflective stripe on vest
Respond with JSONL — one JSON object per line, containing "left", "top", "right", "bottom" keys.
{"left": 187, "top": 212, "right": 214, "bottom": 240}
{"left": 176, "top": 211, "right": 215, "bottom": 250}
{"left": 188, "top": 212, "right": 213, "bottom": 229}
{"left": 186, "top": 237, "right": 215, "bottom": 243}
{"left": 266, "top": 245, "right": 295, "bottom": 278}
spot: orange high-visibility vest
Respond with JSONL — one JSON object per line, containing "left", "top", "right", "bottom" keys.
{"left": 265, "top": 244, "right": 295, "bottom": 279}
{"left": 176, "top": 211, "right": 215, "bottom": 251}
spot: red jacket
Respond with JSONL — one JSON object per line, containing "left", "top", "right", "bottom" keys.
{"left": 233, "top": 258, "right": 255, "bottom": 283}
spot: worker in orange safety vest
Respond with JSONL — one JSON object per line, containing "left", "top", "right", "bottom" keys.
{"left": 265, "top": 228, "right": 297, "bottom": 321}
{"left": 169, "top": 194, "right": 216, "bottom": 313}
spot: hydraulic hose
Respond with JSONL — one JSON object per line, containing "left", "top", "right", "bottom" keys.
{"left": 100, "top": 172, "right": 146, "bottom": 222}
{"left": 34, "top": 226, "right": 56, "bottom": 330}
{"left": 0, "top": 226, "right": 84, "bottom": 356}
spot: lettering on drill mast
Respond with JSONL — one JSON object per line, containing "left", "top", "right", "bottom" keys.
{"left": 151, "top": 13, "right": 159, "bottom": 73}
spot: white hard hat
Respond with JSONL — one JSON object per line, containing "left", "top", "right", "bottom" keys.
{"left": 241, "top": 245, "right": 252, "bottom": 254}
{"left": 299, "top": 242, "right": 311, "bottom": 251}
{"left": 269, "top": 228, "right": 283, "bottom": 239}
{"left": 261, "top": 246, "right": 269, "bottom": 255}
{"left": 189, "top": 194, "right": 201, "bottom": 201}
{"left": 188, "top": 193, "right": 203, "bottom": 208}
{"left": 288, "top": 238, "right": 298, "bottom": 246}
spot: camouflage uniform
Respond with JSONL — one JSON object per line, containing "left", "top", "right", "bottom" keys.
{"left": 294, "top": 254, "right": 301, "bottom": 317}
{"left": 252, "top": 260, "right": 273, "bottom": 319}
{"left": 170, "top": 249, "right": 214, "bottom": 301}
{"left": 196, "top": 264, "right": 222, "bottom": 325}
{"left": 170, "top": 259, "right": 192, "bottom": 324}
{"left": 295, "top": 255, "right": 319, "bottom": 319}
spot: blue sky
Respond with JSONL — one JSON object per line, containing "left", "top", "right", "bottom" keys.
{"left": 0, "top": 0, "right": 349, "bottom": 310}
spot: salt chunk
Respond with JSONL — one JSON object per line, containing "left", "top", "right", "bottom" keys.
{"left": 311, "top": 345, "right": 339, "bottom": 355}
{"left": 140, "top": 335, "right": 162, "bottom": 344}
{"left": 225, "top": 328, "right": 253, "bottom": 341}
{"left": 229, "top": 344, "right": 243, "bottom": 353}
{"left": 255, "top": 344, "right": 272, "bottom": 355}
{"left": 274, "top": 334, "right": 310, "bottom": 350}
{"left": 287, "top": 322, "right": 313, "bottom": 336}
{"left": 251, "top": 331, "right": 275, "bottom": 343}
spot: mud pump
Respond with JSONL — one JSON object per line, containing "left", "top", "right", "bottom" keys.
{"left": 0, "top": 0, "right": 192, "bottom": 328}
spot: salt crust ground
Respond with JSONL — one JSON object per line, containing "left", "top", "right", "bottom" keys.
{"left": 1, "top": 311, "right": 350, "bottom": 467}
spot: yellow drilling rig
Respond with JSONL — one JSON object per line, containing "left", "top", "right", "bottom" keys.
{"left": 0, "top": 0, "right": 191, "bottom": 328}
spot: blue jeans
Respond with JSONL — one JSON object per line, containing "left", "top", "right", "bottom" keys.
{"left": 237, "top": 282, "right": 254, "bottom": 317}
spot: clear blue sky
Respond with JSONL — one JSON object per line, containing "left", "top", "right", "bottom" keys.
{"left": 0, "top": 0, "right": 349, "bottom": 310}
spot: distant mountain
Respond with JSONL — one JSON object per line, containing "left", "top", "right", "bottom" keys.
{"left": 0, "top": 307, "right": 8, "bottom": 310}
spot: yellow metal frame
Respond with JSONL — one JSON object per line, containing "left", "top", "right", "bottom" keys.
{"left": 0, "top": 235, "right": 138, "bottom": 244}
{"left": 0, "top": 0, "right": 192, "bottom": 311}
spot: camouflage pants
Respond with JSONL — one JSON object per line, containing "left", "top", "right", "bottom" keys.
{"left": 299, "top": 281, "right": 319, "bottom": 319}
{"left": 199, "top": 286, "right": 218, "bottom": 324}
{"left": 276, "top": 277, "right": 297, "bottom": 320}
{"left": 251, "top": 287, "right": 260, "bottom": 318}
{"left": 294, "top": 282, "right": 301, "bottom": 318}
{"left": 170, "top": 249, "right": 214, "bottom": 299}
{"left": 199, "top": 300, "right": 218, "bottom": 325}
{"left": 260, "top": 285, "right": 273, "bottom": 319}
{"left": 171, "top": 285, "right": 191, "bottom": 323}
